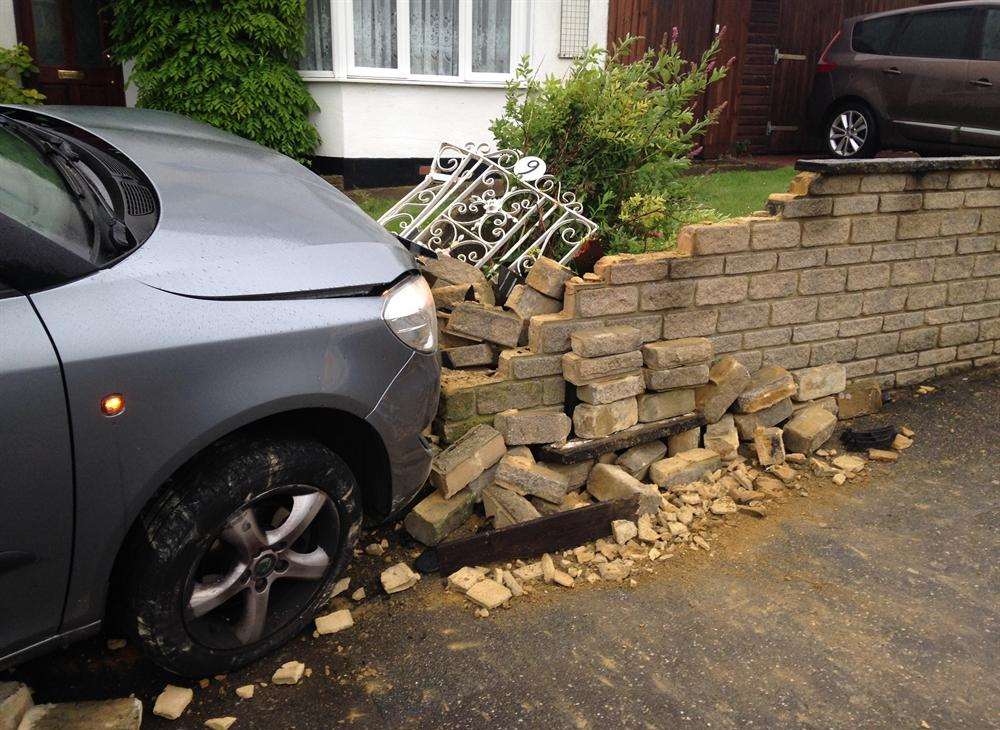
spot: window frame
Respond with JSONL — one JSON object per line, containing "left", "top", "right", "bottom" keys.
{"left": 299, "top": 0, "right": 528, "bottom": 85}
{"left": 887, "top": 7, "right": 979, "bottom": 60}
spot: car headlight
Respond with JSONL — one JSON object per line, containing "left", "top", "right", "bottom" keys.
{"left": 382, "top": 274, "right": 438, "bottom": 353}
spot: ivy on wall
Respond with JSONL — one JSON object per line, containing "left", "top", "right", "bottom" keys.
{"left": 110, "top": 0, "right": 320, "bottom": 162}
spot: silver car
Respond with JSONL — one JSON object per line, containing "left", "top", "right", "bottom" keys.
{"left": 0, "top": 105, "right": 439, "bottom": 676}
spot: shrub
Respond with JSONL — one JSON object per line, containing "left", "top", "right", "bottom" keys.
{"left": 490, "top": 34, "right": 729, "bottom": 255}
{"left": 0, "top": 44, "right": 45, "bottom": 105}
{"left": 110, "top": 0, "right": 319, "bottom": 161}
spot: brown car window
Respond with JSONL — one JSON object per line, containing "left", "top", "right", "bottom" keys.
{"left": 852, "top": 15, "right": 905, "bottom": 55}
{"left": 894, "top": 8, "right": 975, "bottom": 59}
{"left": 981, "top": 9, "right": 1000, "bottom": 60}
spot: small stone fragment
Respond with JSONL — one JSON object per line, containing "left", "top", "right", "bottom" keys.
{"left": 832, "top": 454, "right": 866, "bottom": 473}
{"left": 832, "top": 473, "right": 847, "bottom": 485}
{"left": 710, "top": 497, "right": 738, "bottom": 515}
{"left": 351, "top": 588, "right": 366, "bottom": 601}
{"left": 205, "top": 718, "right": 237, "bottom": 730}
{"left": 753, "top": 426, "right": 786, "bottom": 466}
{"left": 364, "top": 542, "right": 384, "bottom": 556}
{"left": 611, "top": 519, "right": 638, "bottom": 545}
{"left": 272, "top": 661, "right": 306, "bottom": 686}
{"left": 900, "top": 426, "right": 915, "bottom": 438}
{"left": 892, "top": 434, "right": 913, "bottom": 450}
{"left": 466, "top": 578, "right": 512, "bottom": 609}
{"left": 541, "top": 553, "right": 556, "bottom": 582}
{"left": 18, "top": 699, "right": 142, "bottom": 730}
{"left": 551, "top": 570, "right": 576, "bottom": 587}
{"left": 598, "top": 560, "right": 631, "bottom": 581}
{"left": 315, "top": 609, "right": 353, "bottom": 635}
{"left": 447, "top": 566, "right": 486, "bottom": 592}
{"left": 0, "top": 682, "right": 32, "bottom": 730}
{"left": 869, "top": 448, "right": 899, "bottom": 462}
{"left": 501, "top": 570, "right": 524, "bottom": 597}
{"left": 153, "top": 685, "right": 194, "bottom": 720}
{"left": 235, "top": 685, "right": 254, "bottom": 699}
{"left": 380, "top": 563, "right": 420, "bottom": 594}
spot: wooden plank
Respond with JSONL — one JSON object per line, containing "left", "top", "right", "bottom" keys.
{"left": 436, "top": 496, "right": 641, "bottom": 575}
{"left": 535, "top": 412, "right": 705, "bottom": 464}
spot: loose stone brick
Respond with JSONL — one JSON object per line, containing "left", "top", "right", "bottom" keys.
{"left": 527, "top": 313, "right": 594, "bottom": 353}
{"left": 494, "top": 409, "right": 572, "bottom": 446}
{"left": 833, "top": 194, "right": 879, "bottom": 216}
{"left": 404, "top": 488, "right": 477, "bottom": 545}
{"left": 526, "top": 256, "right": 574, "bottom": 298}
{"left": 639, "top": 280, "right": 696, "bottom": 310}
{"left": 432, "top": 283, "right": 475, "bottom": 310}
{"left": 694, "top": 355, "right": 751, "bottom": 423}
{"left": 662, "top": 309, "right": 719, "bottom": 338}
{"left": 847, "top": 263, "right": 891, "bottom": 291}
{"left": 793, "top": 363, "right": 847, "bottom": 401}
{"left": 495, "top": 452, "right": 571, "bottom": 504}
{"left": 430, "top": 424, "right": 507, "bottom": 497}
{"left": 505, "top": 284, "right": 563, "bottom": 321}
{"left": 678, "top": 221, "right": 751, "bottom": 254}
{"left": 577, "top": 372, "right": 645, "bottom": 405}
{"left": 616, "top": 440, "right": 668, "bottom": 480}
{"left": 733, "top": 397, "right": 793, "bottom": 440}
{"left": 562, "top": 350, "right": 643, "bottom": 385}
{"left": 750, "top": 272, "right": 799, "bottom": 300}
{"left": 855, "top": 332, "right": 899, "bottom": 358}
{"left": 670, "top": 256, "right": 726, "bottom": 278}
{"left": 497, "top": 349, "right": 562, "bottom": 380}
{"left": 443, "top": 343, "right": 496, "bottom": 369}
{"left": 800, "top": 268, "right": 847, "bottom": 294}
{"left": 637, "top": 388, "right": 696, "bottom": 422}
{"left": 736, "top": 365, "right": 796, "bottom": 413}
{"left": 717, "top": 303, "right": 771, "bottom": 332}
{"left": 744, "top": 327, "right": 792, "bottom": 348}
{"left": 753, "top": 426, "right": 786, "bottom": 466}
{"left": 750, "top": 220, "right": 801, "bottom": 249}
{"left": 818, "top": 292, "right": 864, "bottom": 320}
{"left": 779, "top": 248, "right": 828, "bottom": 269}
{"left": 586, "top": 463, "right": 660, "bottom": 514}
{"left": 851, "top": 215, "right": 897, "bottom": 243}
{"left": 641, "top": 337, "right": 713, "bottom": 371}
{"left": 564, "top": 282, "right": 639, "bottom": 318}
{"left": 447, "top": 302, "right": 523, "bottom": 348}
{"left": 571, "top": 325, "right": 642, "bottom": 358}
{"left": 862, "top": 288, "right": 907, "bottom": 315}
{"left": 827, "top": 245, "right": 872, "bottom": 265}
{"left": 668, "top": 426, "right": 701, "bottom": 454}
{"left": 649, "top": 448, "right": 721, "bottom": 488}
{"left": 476, "top": 378, "right": 543, "bottom": 414}
{"left": 801, "top": 217, "right": 851, "bottom": 246}
{"left": 573, "top": 398, "right": 639, "bottom": 438}
{"left": 704, "top": 415, "right": 740, "bottom": 457}
{"left": 594, "top": 252, "right": 674, "bottom": 284}
{"left": 725, "top": 251, "right": 778, "bottom": 274}
{"left": 482, "top": 484, "right": 542, "bottom": 527}
{"left": 792, "top": 394, "right": 839, "bottom": 417}
{"left": 836, "top": 381, "right": 882, "bottom": 419}
{"left": 695, "top": 276, "right": 749, "bottom": 305}
{"left": 783, "top": 406, "right": 837, "bottom": 454}
{"left": 771, "top": 297, "right": 818, "bottom": 325}
{"left": 767, "top": 193, "right": 833, "bottom": 218}
{"left": 644, "top": 362, "right": 710, "bottom": 391}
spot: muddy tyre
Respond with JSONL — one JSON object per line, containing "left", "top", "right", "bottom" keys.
{"left": 122, "top": 436, "right": 361, "bottom": 676}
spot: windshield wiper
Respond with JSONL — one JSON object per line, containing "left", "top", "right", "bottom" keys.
{"left": 0, "top": 116, "right": 133, "bottom": 262}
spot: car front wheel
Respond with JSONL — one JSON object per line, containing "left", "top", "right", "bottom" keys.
{"left": 826, "top": 103, "right": 879, "bottom": 159}
{"left": 122, "top": 436, "right": 361, "bottom": 676}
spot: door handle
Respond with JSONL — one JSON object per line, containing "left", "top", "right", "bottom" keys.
{"left": 970, "top": 77, "right": 993, "bottom": 87}
{"left": 883, "top": 66, "right": 902, "bottom": 75}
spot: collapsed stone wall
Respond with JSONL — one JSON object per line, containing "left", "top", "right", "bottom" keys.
{"left": 434, "top": 157, "right": 1000, "bottom": 443}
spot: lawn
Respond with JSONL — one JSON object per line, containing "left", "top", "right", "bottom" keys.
{"left": 347, "top": 165, "right": 798, "bottom": 235}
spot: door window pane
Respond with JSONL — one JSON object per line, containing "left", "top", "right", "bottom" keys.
{"left": 410, "top": 0, "right": 459, "bottom": 76}
{"left": 301, "top": 0, "right": 333, "bottom": 70}
{"left": 852, "top": 15, "right": 904, "bottom": 55}
{"left": 894, "top": 9, "right": 974, "bottom": 59}
{"left": 30, "top": 0, "right": 66, "bottom": 66}
{"left": 980, "top": 9, "right": 1000, "bottom": 60}
{"left": 72, "top": 0, "right": 106, "bottom": 67}
{"left": 472, "top": 0, "right": 511, "bottom": 72}
{"left": 354, "top": 0, "right": 398, "bottom": 69}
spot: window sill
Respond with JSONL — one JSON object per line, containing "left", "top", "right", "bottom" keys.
{"left": 298, "top": 73, "right": 511, "bottom": 89}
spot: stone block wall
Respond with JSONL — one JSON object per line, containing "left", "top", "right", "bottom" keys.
{"left": 435, "top": 157, "right": 1000, "bottom": 442}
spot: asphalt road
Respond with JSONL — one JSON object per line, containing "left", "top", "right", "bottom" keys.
{"left": 8, "top": 368, "right": 999, "bottom": 729}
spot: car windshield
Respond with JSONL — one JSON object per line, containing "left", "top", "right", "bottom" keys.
{"left": 0, "top": 124, "right": 90, "bottom": 260}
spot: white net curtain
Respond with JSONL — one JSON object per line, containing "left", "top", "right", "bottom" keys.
{"left": 353, "top": 0, "right": 399, "bottom": 69}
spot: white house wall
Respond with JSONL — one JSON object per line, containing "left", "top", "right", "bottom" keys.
{"left": 1, "top": 0, "right": 18, "bottom": 49}
{"left": 306, "top": 0, "right": 608, "bottom": 160}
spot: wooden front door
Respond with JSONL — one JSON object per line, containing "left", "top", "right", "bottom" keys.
{"left": 13, "top": 0, "right": 125, "bottom": 106}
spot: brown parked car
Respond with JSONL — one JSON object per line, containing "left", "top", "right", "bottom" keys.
{"left": 807, "top": 0, "right": 1000, "bottom": 158}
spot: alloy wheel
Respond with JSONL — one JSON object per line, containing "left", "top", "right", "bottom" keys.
{"left": 829, "top": 110, "right": 868, "bottom": 157}
{"left": 184, "top": 485, "right": 339, "bottom": 649}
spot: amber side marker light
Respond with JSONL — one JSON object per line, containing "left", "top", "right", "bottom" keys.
{"left": 100, "top": 393, "right": 125, "bottom": 417}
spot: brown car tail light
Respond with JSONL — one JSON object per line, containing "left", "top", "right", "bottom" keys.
{"left": 817, "top": 30, "right": 842, "bottom": 74}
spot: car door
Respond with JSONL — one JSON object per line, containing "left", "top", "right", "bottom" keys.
{"left": 959, "top": 6, "right": 1000, "bottom": 148}
{"left": 881, "top": 7, "right": 977, "bottom": 145}
{"left": 0, "top": 286, "right": 74, "bottom": 658}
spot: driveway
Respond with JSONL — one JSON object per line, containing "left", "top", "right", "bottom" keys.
{"left": 8, "top": 368, "right": 999, "bottom": 729}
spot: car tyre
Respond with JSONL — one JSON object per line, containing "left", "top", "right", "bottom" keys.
{"left": 122, "top": 436, "right": 361, "bottom": 676}
{"left": 826, "top": 102, "right": 879, "bottom": 159}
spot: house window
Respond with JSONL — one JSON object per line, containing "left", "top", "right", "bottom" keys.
{"left": 301, "top": 0, "right": 334, "bottom": 71}
{"left": 346, "top": 0, "right": 521, "bottom": 81}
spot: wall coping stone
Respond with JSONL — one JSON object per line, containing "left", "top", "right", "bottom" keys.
{"left": 795, "top": 157, "right": 1000, "bottom": 175}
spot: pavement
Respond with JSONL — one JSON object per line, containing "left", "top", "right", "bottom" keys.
{"left": 7, "top": 368, "right": 999, "bottom": 729}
